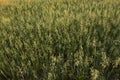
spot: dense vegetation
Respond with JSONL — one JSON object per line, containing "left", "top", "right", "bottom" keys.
{"left": 0, "top": 0, "right": 120, "bottom": 80}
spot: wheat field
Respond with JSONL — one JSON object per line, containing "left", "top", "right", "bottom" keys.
{"left": 0, "top": 0, "right": 120, "bottom": 80}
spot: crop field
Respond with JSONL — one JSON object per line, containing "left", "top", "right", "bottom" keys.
{"left": 0, "top": 0, "right": 120, "bottom": 80}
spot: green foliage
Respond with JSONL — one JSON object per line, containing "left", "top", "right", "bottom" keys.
{"left": 0, "top": 0, "right": 120, "bottom": 80}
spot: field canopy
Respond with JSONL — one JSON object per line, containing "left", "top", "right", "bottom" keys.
{"left": 0, "top": 0, "right": 120, "bottom": 80}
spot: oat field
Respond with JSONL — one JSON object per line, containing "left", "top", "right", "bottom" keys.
{"left": 0, "top": 0, "right": 120, "bottom": 80}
